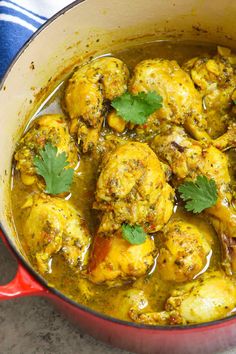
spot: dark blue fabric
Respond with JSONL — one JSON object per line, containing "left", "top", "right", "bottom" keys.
{"left": 0, "top": 0, "right": 47, "bottom": 81}
{"left": 0, "top": 5, "right": 44, "bottom": 28}
{"left": 0, "top": 21, "right": 32, "bottom": 79}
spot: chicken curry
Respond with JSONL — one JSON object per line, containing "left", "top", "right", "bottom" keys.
{"left": 11, "top": 41, "right": 236, "bottom": 325}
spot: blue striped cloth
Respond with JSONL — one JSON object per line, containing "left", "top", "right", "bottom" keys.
{"left": 0, "top": 0, "right": 73, "bottom": 80}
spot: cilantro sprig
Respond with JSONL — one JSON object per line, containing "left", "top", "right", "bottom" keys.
{"left": 111, "top": 91, "right": 163, "bottom": 125}
{"left": 122, "top": 224, "right": 147, "bottom": 245}
{"left": 178, "top": 175, "right": 218, "bottom": 213}
{"left": 33, "top": 143, "right": 74, "bottom": 195}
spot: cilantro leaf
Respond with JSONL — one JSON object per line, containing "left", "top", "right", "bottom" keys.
{"left": 178, "top": 175, "right": 218, "bottom": 213}
{"left": 33, "top": 143, "right": 74, "bottom": 195}
{"left": 111, "top": 91, "right": 163, "bottom": 125}
{"left": 122, "top": 224, "right": 147, "bottom": 245}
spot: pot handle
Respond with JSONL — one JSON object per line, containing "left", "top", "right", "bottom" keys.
{"left": 0, "top": 264, "right": 46, "bottom": 300}
{"left": 0, "top": 232, "right": 46, "bottom": 300}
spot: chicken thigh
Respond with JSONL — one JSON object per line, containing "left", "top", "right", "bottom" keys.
{"left": 63, "top": 57, "right": 129, "bottom": 152}
{"left": 157, "top": 219, "right": 212, "bottom": 283}
{"left": 23, "top": 194, "right": 91, "bottom": 274}
{"left": 183, "top": 47, "right": 236, "bottom": 138}
{"left": 87, "top": 230, "right": 155, "bottom": 286}
{"left": 129, "top": 59, "right": 209, "bottom": 140}
{"left": 94, "top": 141, "right": 174, "bottom": 234}
{"left": 14, "top": 114, "right": 78, "bottom": 186}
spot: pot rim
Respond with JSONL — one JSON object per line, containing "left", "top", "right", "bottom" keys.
{"left": 1, "top": 0, "right": 236, "bottom": 332}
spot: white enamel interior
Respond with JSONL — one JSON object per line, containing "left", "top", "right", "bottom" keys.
{"left": 0, "top": 0, "right": 236, "bottom": 249}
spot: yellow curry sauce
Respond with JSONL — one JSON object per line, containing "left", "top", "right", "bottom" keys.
{"left": 11, "top": 41, "right": 236, "bottom": 325}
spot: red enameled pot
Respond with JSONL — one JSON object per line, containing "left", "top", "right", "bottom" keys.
{"left": 1, "top": 1, "right": 236, "bottom": 353}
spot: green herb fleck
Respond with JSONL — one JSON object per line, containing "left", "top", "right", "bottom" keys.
{"left": 178, "top": 175, "right": 218, "bottom": 213}
{"left": 111, "top": 91, "right": 163, "bottom": 125}
{"left": 122, "top": 224, "right": 147, "bottom": 245}
{"left": 33, "top": 143, "right": 74, "bottom": 195}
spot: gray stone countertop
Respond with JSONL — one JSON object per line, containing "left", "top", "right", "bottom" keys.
{"left": 0, "top": 237, "right": 235, "bottom": 354}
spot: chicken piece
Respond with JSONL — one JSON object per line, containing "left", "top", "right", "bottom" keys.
{"left": 63, "top": 57, "right": 129, "bottom": 152}
{"left": 23, "top": 194, "right": 91, "bottom": 274}
{"left": 183, "top": 50, "right": 236, "bottom": 138}
{"left": 107, "top": 110, "right": 126, "bottom": 133}
{"left": 129, "top": 59, "right": 209, "bottom": 140}
{"left": 157, "top": 220, "right": 212, "bottom": 283}
{"left": 152, "top": 125, "right": 231, "bottom": 184}
{"left": 214, "top": 122, "right": 236, "bottom": 151}
{"left": 152, "top": 126, "right": 203, "bottom": 180}
{"left": 107, "top": 289, "right": 149, "bottom": 320}
{"left": 87, "top": 230, "right": 155, "bottom": 286}
{"left": 152, "top": 126, "right": 236, "bottom": 272}
{"left": 14, "top": 114, "right": 78, "bottom": 186}
{"left": 166, "top": 271, "right": 236, "bottom": 324}
{"left": 130, "top": 271, "right": 236, "bottom": 325}
{"left": 94, "top": 142, "right": 174, "bottom": 234}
